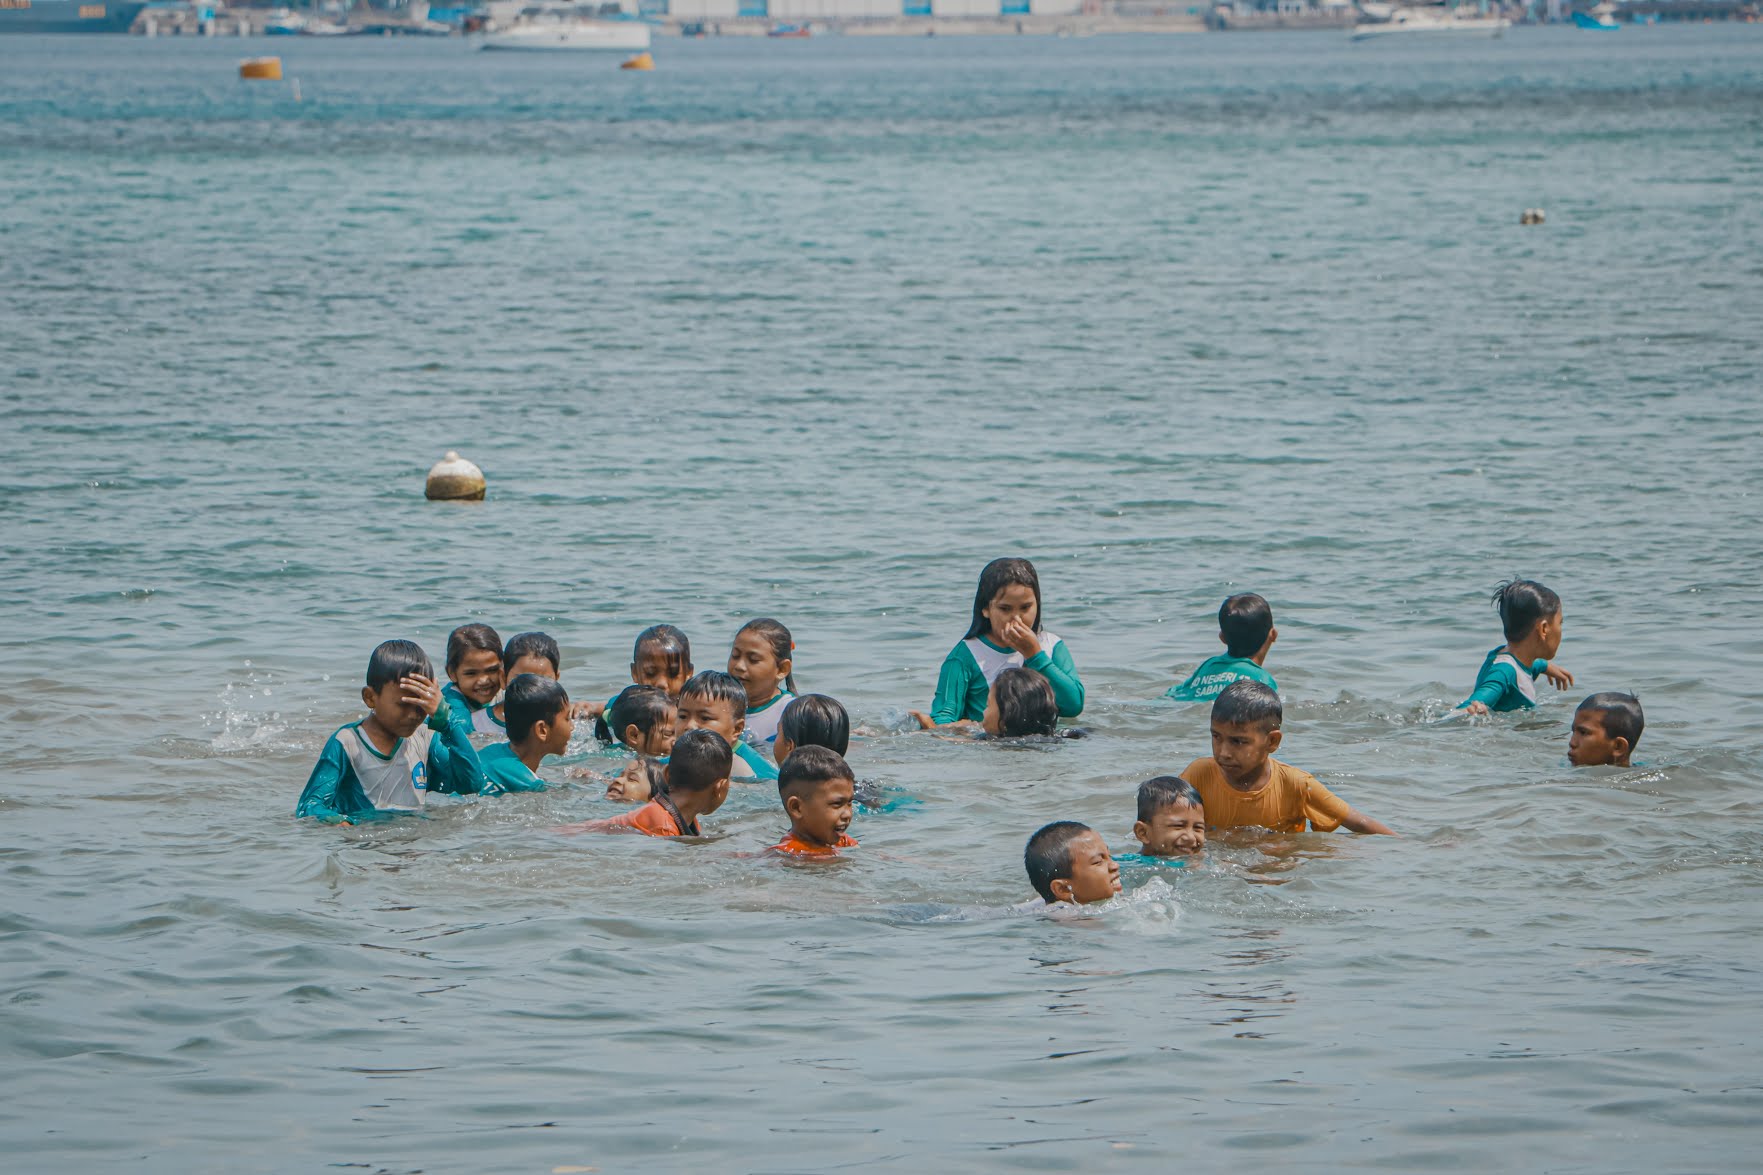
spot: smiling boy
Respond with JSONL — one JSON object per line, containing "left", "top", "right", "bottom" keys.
{"left": 676, "top": 670, "right": 779, "bottom": 781}
{"left": 1181, "top": 680, "right": 1394, "bottom": 836}
{"left": 770, "top": 746, "right": 858, "bottom": 857}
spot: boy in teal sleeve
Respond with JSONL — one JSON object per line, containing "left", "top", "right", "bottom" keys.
{"left": 296, "top": 640, "right": 486, "bottom": 823}
{"left": 1458, "top": 580, "right": 1574, "bottom": 714}
{"left": 1166, "top": 593, "right": 1278, "bottom": 702}
{"left": 478, "top": 674, "right": 575, "bottom": 795}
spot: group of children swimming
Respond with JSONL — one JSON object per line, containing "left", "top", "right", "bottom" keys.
{"left": 294, "top": 557, "right": 1647, "bottom": 905}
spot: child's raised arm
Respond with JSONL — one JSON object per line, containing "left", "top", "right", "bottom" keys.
{"left": 411, "top": 674, "right": 486, "bottom": 796}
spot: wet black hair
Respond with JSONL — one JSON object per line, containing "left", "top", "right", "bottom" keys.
{"left": 1576, "top": 692, "right": 1644, "bottom": 750}
{"left": 679, "top": 670, "right": 748, "bottom": 717}
{"left": 991, "top": 667, "right": 1058, "bottom": 737}
{"left": 503, "top": 630, "right": 561, "bottom": 675}
{"left": 777, "top": 694, "right": 850, "bottom": 756}
{"left": 734, "top": 618, "right": 798, "bottom": 694}
{"left": 667, "top": 729, "right": 732, "bottom": 794}
{"left": 962, "top": 557, "right": 1043, "bottom": 641}
{"left": 1211, "top": 679, "right": 1282, "bottom": 734}
{"left": 1492, "top": 579, "right": 1562, "bottom": 642}
{"left": 1219, "top": 594, "right": 1274, "bottom": 659}
{"left": 633, "top": 624, "right": 692, "bottom": 682}
{"left": 445, "top": 623, "right": 503, "bottom": 673}
{"left": 602, "top": 684, "right": 674, "bottom": 748}
{"left": 504, "top": 673, "right": 569, "bottom": 745}
{"left": 1024, "top": 821, "right": 1093, "bottom": 903}
{"left": 1136, "top": 776, "right": 1204, "bottom": 823}
{"left": 366, "top": 639, "right": 432, "bottom": 692}
{"left": 777, "top": 744, "right": 855, "bottom": 803}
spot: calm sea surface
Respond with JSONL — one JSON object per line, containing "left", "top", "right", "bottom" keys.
{"left": 3, "top": 26, "right": 1762, "bottom": 1172}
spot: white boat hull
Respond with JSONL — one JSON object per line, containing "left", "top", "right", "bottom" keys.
{"left": 479, "top": 23, "right": 651, "bottom": 51}
{"left": 1352, "top": 14, "right": 1510, "bottom": 39}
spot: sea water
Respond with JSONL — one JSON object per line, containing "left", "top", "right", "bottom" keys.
{"left": 2, "top": 27, "right": 1761, "bottom": 1172}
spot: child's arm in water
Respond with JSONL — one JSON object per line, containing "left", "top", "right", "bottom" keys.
{"left": 1339, "top": 806, "right": 1396, "bottom": 836}
{"left": 294, "top": 738, "right": 355, "bottom": 824}
{"left": 997, "top": 615, "right": 1085, "bottom": 718}
{"left": 927, "top": 646, "right": 979, "bottom": 725}
{"left": 909, "top": 709, "right": 979, "bottom": 734}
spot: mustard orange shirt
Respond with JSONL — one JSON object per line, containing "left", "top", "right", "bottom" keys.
{"left": 771, "top": 831, "right": 858, "bottom": 857}
{"left": 1180, "top": 757, "right": 1352, "bottom": 833}
{"left": 585, "top": 797, "right": 693, "bottom": 837}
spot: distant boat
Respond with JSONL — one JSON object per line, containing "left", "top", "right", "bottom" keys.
{"left": 1351, "top": 4, "right": 1511, "bottom": 39}
{"left": 1572, "top": 3, "right": 1621, "bottom": 27}
{"left": 0, "top": 0, "right": 146, "bottom": 33}
{"left": 768, "top": 22, "right": 811, "bottom": 37}
{"left": 479, "top": 18, "right": 651, "bottom": 51}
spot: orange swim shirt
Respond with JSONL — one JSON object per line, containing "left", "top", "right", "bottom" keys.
{"left": 1180, "top": 757, "right": 1352, "bottom": 833}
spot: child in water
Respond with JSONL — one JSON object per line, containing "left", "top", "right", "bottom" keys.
{"left": 1181, "top": 681, "right": 1395, "bottom": 835}
{"left": 590, "top": 624, "right": 694, "bottom": 737}
{"left": 1166, "top": 594, "right": 1278, "bottom": 702}
{"left": 1459, "top": 580, "right": 1574, "bottom": 715}
{"left": 1023, "top": 821, "right": 1121, "bottom": 907}
{"left": 1129, "top": 776, "right": 1206, "bottom": 860}
{"left": 728, "top": 618, "right": 796, "bottom": 749}
{"left": 676, "top": 670, "right": 779, "bottom": 781}
{"left": 982, "top": 667, "right": 1058, "bottom": 737}
{"left": 770, "top": 746, "right": 858, "bottom": 857}
{"left": 923, "top": 557, "right": 1084, "bottom": 726}
{"left": 295, "top": 640, "right": 485, "bottom": 823}
{"left": 1568, "top": 692, "right": 1644, "bottom": 767}
{"left": 773, "top": 693, "right": 849, "bottom": 764}
{"left": 441, "top": 623, "right": 505, "bottom": 737}
{"left": 478, "top": 675, "right": 573, "bottom": 795}
{"left": 606, "top": 755, "right": 667, "bottom": 804}
{"left": 560, "top": 729, "right": 731, "bottom": 838}
{"left": 605, "top": 684, "right": 677, "bottom": 758}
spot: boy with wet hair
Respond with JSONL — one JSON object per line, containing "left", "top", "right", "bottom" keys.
{"left": 296, "top": 639, "right": 485, "bottom": 823}
{"left": 983, "top": 667, "right": 1059, "bottom": 737}
{"left": 561, "top": 728, "right": 732, "bottom": 838}
{"left": 1132, "top": 776, "right": 1206, "bottom": 858}
{"left": 1181, "top": 681, "right": 1394, "bottom": 835}
{"left": 771, "top": 745, "right": 858, "bottom": 857}
{"left": 1568, "top": 692, "right": 1644, "bottom": 767}
{"left": 1166, "top": 593, "right": 1278, "bottom": 702}
{"left": 1023, "top": 821, "right": 1121, "bottom": 906}
{"left": 676, "top": 670, "right": 779, "bottom": 781}
{"left": 503, "top": 631, "right": 562, "bottom": 680}
{"left": 478, "top": 674, "right": 573, "bottom": 795}
{"left": 1459, "top": 579, "right": 1574, "bottom": 715}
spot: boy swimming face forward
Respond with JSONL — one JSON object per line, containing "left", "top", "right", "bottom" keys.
{"left": 1024, "top": 821, "right": 1121, "bottom": 905}
{"left": 1568, "top": 692, "right": 1644, "bottom": 767}
{"left": 676, "top": 671, "right": 747, "bottom": 747}
{"left": 504, "top": 630, "right": 562, "bottom": 682}
{"left": 773, "top": 745, "right": 857, "bottom": 855}
{"left": 1132, "top": 776, "right": 1206, "bottom": 857}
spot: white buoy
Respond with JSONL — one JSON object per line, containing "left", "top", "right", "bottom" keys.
{"left": 425, "top": 451, "right": 486, "bottom": 501}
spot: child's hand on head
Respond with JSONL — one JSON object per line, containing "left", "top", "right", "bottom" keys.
{"left": 400, "top": 674, "right": 442, "bottom": 716}
{"left": 996, "top": 615, "right": 1041, "bottom": 661}
{"left": 1543, "top": 663, "right": 1574, "bottom": 690}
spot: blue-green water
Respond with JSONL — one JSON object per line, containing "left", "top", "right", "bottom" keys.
{"left": 3, "top": 27, "right": 1762, "bottom": 1172}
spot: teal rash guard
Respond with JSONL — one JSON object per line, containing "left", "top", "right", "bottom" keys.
{"left": 295, "top": 700, "right": 485, "bottom": 822}
{"left": 929, "top": 632, "right": 1084, "bottom": 725}
{"left": 1458, "top": 647, "right": 1550, "bottom": 712}
{"left": 1165, "top": 654, "right": 1277, "bottom": 702}
{"left": 477, "top": 742, "right": 550, "bottom": 795}
{"left": 440, "top": 681, "right": 506, "bottom": 738}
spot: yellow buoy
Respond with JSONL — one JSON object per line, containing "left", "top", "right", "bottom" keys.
{"left": 425, "top": 451, "right": 487, "bottom": 501}
{"left": 620, "top": 52, "right": 654, "bottom": 71}
{"left": 239, "top": 57, "right": 283, "bottom": 81}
